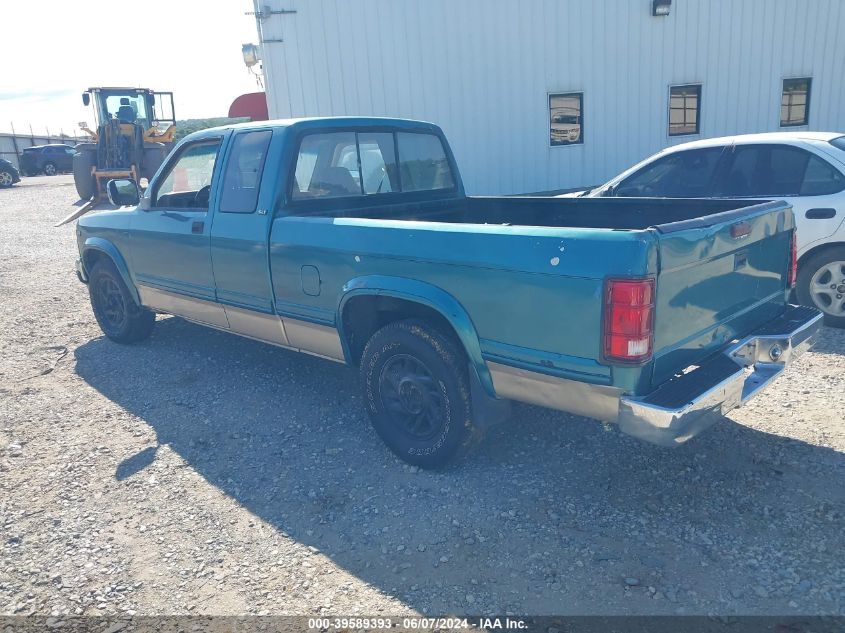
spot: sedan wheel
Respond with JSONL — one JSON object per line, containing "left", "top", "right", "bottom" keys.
{"left": 809, "top": 260, "right": 845, "bottom": 317}
{"left": 0, "top": 170, "right": 13, "bottom": 188}
{"left": 796, "top": 246, "right": 845, "bottom": 328}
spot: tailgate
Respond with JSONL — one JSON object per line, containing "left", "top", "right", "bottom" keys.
{"left": 651, "top": 200, "right": 794, "bottom": 387}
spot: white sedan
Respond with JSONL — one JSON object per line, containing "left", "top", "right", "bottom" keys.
{"left": 566, "top": 132, "right": 845, "bottom": 326}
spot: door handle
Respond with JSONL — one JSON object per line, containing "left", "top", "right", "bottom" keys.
{"left": 805, "top": 208, "right": 836, "bottom": 219}
{"left": 191, "top": 221, "right": 204, "bottom": 234}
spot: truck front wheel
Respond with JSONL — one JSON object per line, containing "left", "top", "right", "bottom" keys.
{"left": 88, "top": 260, "right": 156, "bottom": 343}
{"left": 796, "top": 246, "right": 845, "bottom": 328}
{"left": 359, "top": 319, "right": 480, "bottom": 469}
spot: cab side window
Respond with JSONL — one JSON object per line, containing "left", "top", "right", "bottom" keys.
{"left": 396, "top": 132, "right": 455, "bottom": 192}
{"left": 219, "top": 130, "right": 273, "bottom": 213}
{"left": 154, "top": 139, "right": 222, "bottom": 210}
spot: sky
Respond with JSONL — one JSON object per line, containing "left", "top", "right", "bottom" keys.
{"left": 0, "top": 0, "right": 262, "bottom": 136}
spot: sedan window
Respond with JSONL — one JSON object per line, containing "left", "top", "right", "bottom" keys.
{"left": 614, "top": 147, "right": 723, "bottom": 197}
{"left": 800, "top": 154, "right": 845, "bottom": 196}
{"left": 765, "top": 146, "right": 808, "bottom": 196}
{"left": 717, "top": 144, "right": 845, "bottom": 197}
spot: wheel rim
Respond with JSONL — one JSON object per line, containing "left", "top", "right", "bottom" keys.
{"left": 96, "top": 276, "right": 127, "bottom": 330}
{"left": 809, "top": 260, "right": 845, "bottom": 317}
{"left": 45, "top": 164, "right": 56, "bottom": 175}
{"left": 379, "top": 354, "right": 445, "bottom": 440}
{"left": 0, "top": 171, "right": 12, "bottom": 186}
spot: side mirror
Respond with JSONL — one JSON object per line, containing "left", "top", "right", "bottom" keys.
{"left": 107, "top": 179, "right": 140, "bottom": 207}
{"left": 82, "top": 93, "right": 90, "bottom": 106}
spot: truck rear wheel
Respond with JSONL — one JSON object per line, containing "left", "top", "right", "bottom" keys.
{"left": 359, "top": 319, "right": 480, "bottom": 468}
{"left": 73, "top": 147, "right": 97, "bottom": 200}
{"left": 88, "top": 260, "right": 156, "bottom": 343}
{"left": 796, "top": 246, "right": 845, "bottom": 328}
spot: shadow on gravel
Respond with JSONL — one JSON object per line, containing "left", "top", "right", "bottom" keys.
{"left": 74, "top": 316, "right": 845, "bottom": 613}
{"left": 115, "top": 445, "right": 158, "bottom": 480}
{"left": 807, "top": 325, "right": 845, "bottom": 354}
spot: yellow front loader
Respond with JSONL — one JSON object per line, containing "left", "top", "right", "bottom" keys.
{"left": 61, "top": 87, "right": 176, "bottom": 225}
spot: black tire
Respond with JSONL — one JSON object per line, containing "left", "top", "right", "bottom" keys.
{"left": 0, "top": 170, "right": 14, "bottom": 188}
{"left": 43, "top": 161, "right": 57, "bottom": 176}
{"left": 796, "top": 245, "right": 845, "bottom": 328}
{"left": 141, "top": 144, "right": 167, "bottom": 181}
{"left": 88, "top": 260, "right": 156, "bottom": 343}
{"left": 73, "top": 147, "right": 97, "bottom": 200}
{"left": 360, "top": 319, "right": 480, "bottom": 468}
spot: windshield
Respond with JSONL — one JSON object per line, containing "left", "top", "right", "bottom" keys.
{"left": 96, "top": 91, "right": 150, "bottom": 126}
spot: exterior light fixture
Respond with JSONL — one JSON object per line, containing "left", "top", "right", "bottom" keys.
{"left": 652, "top": 0, "right": 671, "bottom": 16}
{"left": 242, "top": 43, "right": 261, "bottom": 68}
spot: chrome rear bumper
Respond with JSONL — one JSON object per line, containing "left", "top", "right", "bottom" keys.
{"left": 618, "top": 304, "right": 823, "bottom": 446}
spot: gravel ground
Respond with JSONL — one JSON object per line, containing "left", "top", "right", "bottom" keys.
{"left": 1, "top": 175, "right": 845, "bottom": 618}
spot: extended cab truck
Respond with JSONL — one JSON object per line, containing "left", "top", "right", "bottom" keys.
{"left": 73, "top": 118, "right": 822, "bottom": 468}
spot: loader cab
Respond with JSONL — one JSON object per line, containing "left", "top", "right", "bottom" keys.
{"left": 82, "top": 87, "right": 176, "bottom": 132}
{"left": 71, "top": 87, "right": 177, "bottom": 203}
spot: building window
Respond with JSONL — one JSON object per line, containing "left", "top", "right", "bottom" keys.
{"left": 549, "top": 93, "right": 583, "bottom": 146}
{"left": 668, "top": 84, "right": 701, "bottom": 136}
{"left": 781, "top": 78, "right": 811, "bottom": 127}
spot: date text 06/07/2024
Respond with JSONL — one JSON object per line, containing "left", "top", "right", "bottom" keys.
{"left": 306, "top": 616, "right": 528, "bottom": 630}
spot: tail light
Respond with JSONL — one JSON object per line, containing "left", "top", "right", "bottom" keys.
{"left": 603, "top": 278, "right": 655, "bottom": 363}
{"left": 788, "top": 230, "right": 798, "bottom": 288}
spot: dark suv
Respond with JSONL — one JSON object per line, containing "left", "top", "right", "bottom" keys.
{"left": 20, "top": 144, "right": 76, "bottom": 176}
{"left": 0, "top": 158, "right": 21, "bottom": 188}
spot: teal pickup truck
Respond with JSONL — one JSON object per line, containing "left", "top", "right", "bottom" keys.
{"left": 73, "top": 117, "right": 822, "bottom": 467}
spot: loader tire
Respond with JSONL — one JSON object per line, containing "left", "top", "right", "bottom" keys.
{"left": 73, "top": 146, "right": 97, "bottom": 200}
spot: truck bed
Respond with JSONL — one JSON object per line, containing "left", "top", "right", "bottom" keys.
{"left": 335, "top": 195, "right": 767, "bottom": 231}
{"left": 273, "top": 195, "right": 794, "bottom": 396}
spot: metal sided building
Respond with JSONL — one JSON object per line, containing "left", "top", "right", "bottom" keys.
{"left": 253, "top": 0, "right": 845, "bottom": 195}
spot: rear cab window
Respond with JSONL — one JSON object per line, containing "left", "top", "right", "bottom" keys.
{"left": 288, "top": 127, "right": 455, "bottom": 210}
